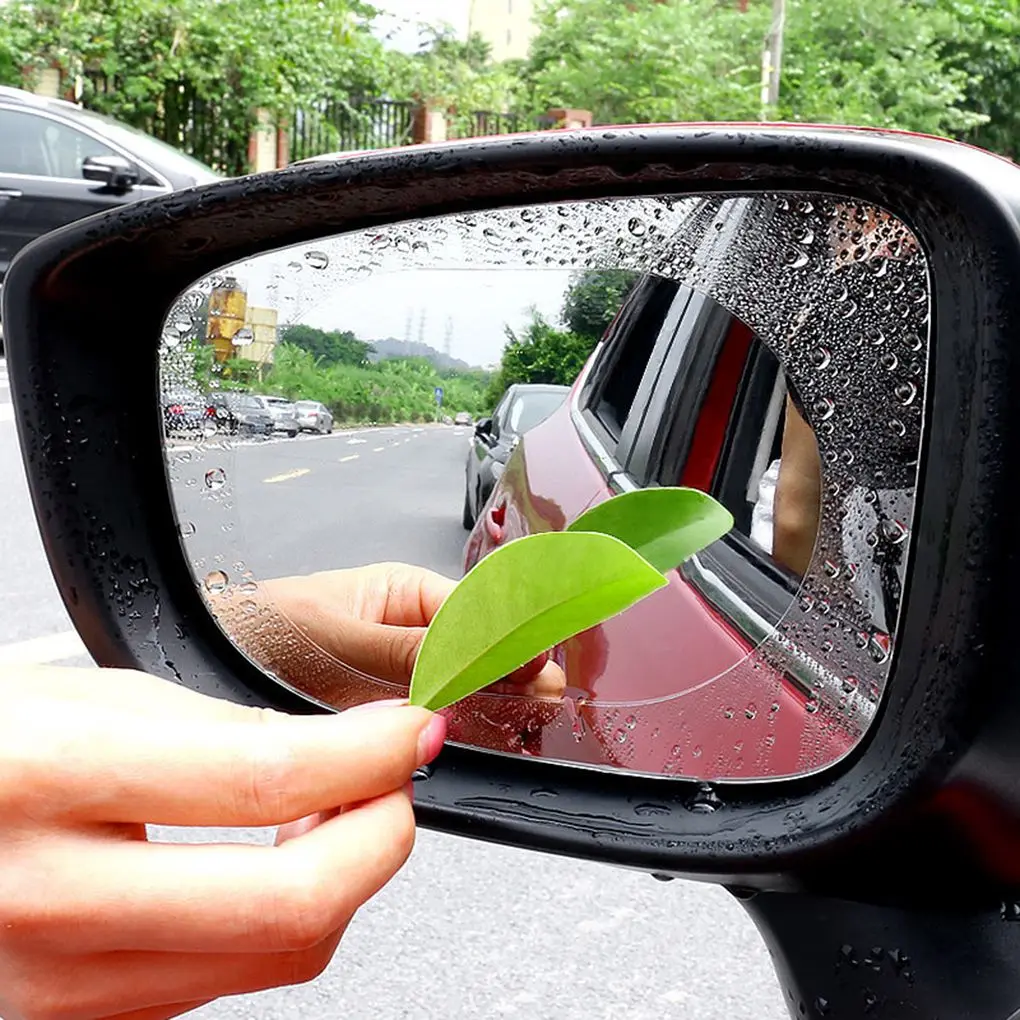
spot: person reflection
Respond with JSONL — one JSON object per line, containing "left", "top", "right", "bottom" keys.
{"left": 750, "top": 385, "right": 822, "bottom": 577}
{"left": 213, "top": 562, "right": 566, "bottom": 701}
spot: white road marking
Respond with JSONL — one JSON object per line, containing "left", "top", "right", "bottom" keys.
{"left": 0, "top": 629, "right": 89, "bottom": 666}
{"left": 373, "top": 446, "right": 385, "bottom": 453}
{"left": 0, "top": 404, "right": 13, "bottom": 424}
{"left": 339, "top": 454, "right": 359, "bottom": 463}
{"left": 347, "top": 438, "right": 367, "bottom": 445}
{"left": 263, "top": 468, "right": 311, "bottom": 484}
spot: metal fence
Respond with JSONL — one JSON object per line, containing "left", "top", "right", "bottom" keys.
{"left": 461, "top": 110, "right": 558, "bottom": 137}
{"left": 83, "top": 73, "right": 251, "bottom": 176}
{"left": 289, "top": 98, "right": 416, "bottom": 162}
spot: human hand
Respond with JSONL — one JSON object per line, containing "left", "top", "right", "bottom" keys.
{"left": 0, "top": 665, "right": 446, "bottom": 1020}
{"left": 262, "top": 562, "right": 567, "bottom": 697}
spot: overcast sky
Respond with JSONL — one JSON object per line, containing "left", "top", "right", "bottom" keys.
{"left": 372, "top": 0, "right": 472, "bottom": 51}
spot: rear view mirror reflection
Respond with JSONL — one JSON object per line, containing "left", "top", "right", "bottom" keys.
{"left": 159, "top": 192, "right": 929, "bottom": 782}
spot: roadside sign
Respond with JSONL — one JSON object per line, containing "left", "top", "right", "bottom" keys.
{"left": 434, "top": 387, "right": 444, "bottom": 406}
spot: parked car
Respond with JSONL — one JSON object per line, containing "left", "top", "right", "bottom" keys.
{"left": 462, "top": 383, "right": 569, "bottom": 529}
{"left": 463, "top": 265, "right": 876, "bottom": 776}
{"left": 453, "top": 411, "right": 473, "bottom": 426}
{"left": 0, "top": 87, "right": 220, "bottom": 352}
{"left": 161, "top": 388, "right": 211, "bottom": 437}
{"left": 253, "top": 395, "right": 300, "bottom": 437}
{"left": 294, "top": 399, "right": 334, "bottom": 434}
{"left": 207, "top": 391, "right": 273, "bottom": 437}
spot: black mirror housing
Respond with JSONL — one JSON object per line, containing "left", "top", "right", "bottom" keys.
{"left": 82, "top": 154, "right": 140, "bottom": 192}
{"left": 5, "top": 126, "right": 1020, "bottom": 911}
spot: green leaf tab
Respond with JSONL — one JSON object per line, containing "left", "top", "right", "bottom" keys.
{"left": 567, "top": 487, "right": 733, "bottom": 574}
{"left": 409, "top": 531, "right": 667, "bottom": 711}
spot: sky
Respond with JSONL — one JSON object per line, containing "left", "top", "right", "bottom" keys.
{"left": 372, "top": 0, "right": 472, "bottom": 51}
{"left": 244, "top": 263, "right": 573, "bottom": 370}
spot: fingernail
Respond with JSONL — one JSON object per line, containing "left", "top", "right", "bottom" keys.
{"left": 345, "top": 697, "right": 409, "bottom": 713}
{"left": 417, "top": 714, "right": 447, "bottom": 766}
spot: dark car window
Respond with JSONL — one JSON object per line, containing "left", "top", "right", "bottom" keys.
{"left": 0, "top": 108, "right": 117, "bottom": 178}
{"left": 579, "top": 275, "right": 683, "bottom": 468}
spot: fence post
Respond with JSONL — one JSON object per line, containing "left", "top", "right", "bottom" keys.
{"left": 411, "top": 102, "right": 449, "bottom": 145}
{"left": 248, "top": 108, "right": 279, "bottom": 173}
{"left": 33, "top": 67, "right": 62, "bottom": 99}
{"left": 546, "top": 108, "right": 593, "bottom": 129}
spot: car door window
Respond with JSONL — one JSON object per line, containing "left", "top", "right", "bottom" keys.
{"left": 578, "top": 275, "right": 684, "bottom": 470}
{"left": 0, "top": 108, "right": 117, "bottom": 179}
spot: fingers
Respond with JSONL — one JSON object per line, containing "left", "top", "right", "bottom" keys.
{"left": 11, "top": 936, "right": 345, "bottom": 1020}
{"left": 2, "top": 702, "right": 445, "bottom": 826}
{"left": 2, "top": 790, "right": 415, "bottom": 955}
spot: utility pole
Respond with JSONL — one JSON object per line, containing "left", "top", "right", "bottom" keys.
{"left": 760, "top": 0, "right": 786, "bottom": 121}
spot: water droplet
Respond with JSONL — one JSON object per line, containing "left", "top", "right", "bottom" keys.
{"left": 178, "top": 521, "right": 196, "bottom": 538}
{"left": 894, "top": 380, "right": 917, "bottom": 406}
{"left": 880, "top": 352, "right": 899, "bottom": 371}
{"left": 286, "top": 260, "right": 302, "bottom": 273}
{"left": 241, "top": 599, "right": 258, "bottom": 616}
{"left": 613, "top": 728, "right": 628, "bottom": 744}
{"left": 823, "top": 559, "right": 840, "bottom": 578}
{"left": 304, "top": 250, "right": 329, "bottom": 269}
{"left": 204, "top": 467, "right": 226, "bottom": 490}
{"left": 881, "top": 519, "right": 909, "bottom": 545}
{"left": 821, "top": 640, "right": 833, "bottom": 653}
{"left": 745, "top": 704, "right": 757, "bottom": 720}
{"left": 812, "top": 396, "right": 835, "bottom": 421}
{"left": 723, "top": 707, "right": 735, "bottom": 720}
{"left": 793, "top": 225, "right": 815, "bottom": 244}
{"left": 805, "top": 699, "right": 819, "bottom": 714}
{"left": 815, "top": 997, "right": 831, "bottom": 1015}
{"left": 784, "top": 247, "right": 809, "bottom": 269}
{"left": 889, "top": 418, "right": 907, "bottom": 438}
{"left": 204, "top": 569, "right": 229, "bottom": 593}
{"left": 809, "top": 346, "right": 832, "bottom": 370}
{"left": 231, "top": 327, "right": 254, "bottom": 347}
{"left": 799, "top": 594, "right": 814, "bottom": 612}
{"left": 625, "top": 714, "right": 637, "bottom": 730}
{"left": 628, "top": 217, "right": 646, "bottom": 237}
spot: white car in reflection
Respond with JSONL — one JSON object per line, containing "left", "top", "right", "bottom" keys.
{"left": 294, "top": 400, "right": 334, "bottom": 434}
{"left": 253, "top": 395, "right": 299, "bottom": 438}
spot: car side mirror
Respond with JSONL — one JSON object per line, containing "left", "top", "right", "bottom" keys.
{"left": 82, "top": 154, "right": 140, "bottom": 192}
{"left": 474, "top": 417, "right": 494, "bottom": 439}
{"left": 6, "top": 126, "right": 1020, "bottom": 949}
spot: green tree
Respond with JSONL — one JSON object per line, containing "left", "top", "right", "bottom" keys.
{"left": 487, "top": 313, "right": 593, "bottom": 406}
{"left": 776, "top": 0, "right": 983, "bottom": 135}
{"left": 933, "top": 0, "right": 1020, "bottom": 158}
{"left": 527, "top": 0, "right": 768, "bottom": 124}
{"left": 280, "top": 324, "right": 374, "bottom": 367}
{"left": 384, "top": 26, "right": 527, "bottom": 134}
{"left": 525, "top": 0, "right": 992, "bottom": 139}
{"left": 561, "top": 269, "right": 639, "bottom": 341}
{"left": 0, "top": 0, "right": 388, "bottom": 172}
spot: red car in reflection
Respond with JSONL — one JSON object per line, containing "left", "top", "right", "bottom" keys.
{"left": 463, "top": 271, "right": 859, "bottom": 780}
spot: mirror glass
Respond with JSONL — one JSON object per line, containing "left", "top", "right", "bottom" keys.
{"left": 159, "top": 192, "right": 929, "bottom": 781}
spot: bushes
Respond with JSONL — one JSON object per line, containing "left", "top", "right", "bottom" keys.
{"left": 260, "top": 344, "right": 490, "bottom": 424}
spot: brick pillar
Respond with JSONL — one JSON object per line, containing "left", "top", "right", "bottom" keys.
{"left": 412, "top": 103, "right": 449, "bottom": 145}
{"left": 546, "top": 108, "right": 593, "bottom": 130}
{"left": 248, "top": 108, "right": 278, "bottom": 173}
{"left": 34, "top": 67, "right": 61, "bottom": 99}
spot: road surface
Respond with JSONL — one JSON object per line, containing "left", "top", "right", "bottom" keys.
{"left": 0, "top": 359, "right": 789, "bottom": 1020}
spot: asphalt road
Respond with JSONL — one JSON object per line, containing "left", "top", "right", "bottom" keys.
{"left": 0, "top": 358, "right": 790, "bottom": 1020}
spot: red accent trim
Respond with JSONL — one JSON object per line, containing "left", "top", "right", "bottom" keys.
{"left": 680, "top": 320, "right": 754, "bottom": 489}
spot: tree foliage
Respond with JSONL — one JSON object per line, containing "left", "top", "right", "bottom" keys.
{"left": 525, "top": 0, "right": 1009, "bottom": 144}
{"left": 562, "top": 270, "right": 639, "bottom": 341}
{"left": 280, "top": 324, "right": 375, "bottom": 367}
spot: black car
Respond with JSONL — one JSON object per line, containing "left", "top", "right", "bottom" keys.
{"left": 161, "top": 388, "right": 212, "bottom": 437}
{"left": 462, "top": 383, "right": 569, "bottom": 529}
{"left": 0, "top": 86, "right": 220, "bottom": 349}
{"left": 207, "top": 391, "right": 274, "bottom": 437}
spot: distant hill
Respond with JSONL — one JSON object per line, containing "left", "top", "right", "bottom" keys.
{"left": 367, "top": 337, "right": 476, "bottom": 373}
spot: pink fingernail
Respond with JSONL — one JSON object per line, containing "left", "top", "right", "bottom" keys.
{"left": 345, "top": 698, "right": 409, "bottom": 713}
{"left": 417, "top": 714, "right": 447, "bottom": 766}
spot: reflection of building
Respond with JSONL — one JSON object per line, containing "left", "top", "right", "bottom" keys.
{"left": 207, "top": 278, "right": 278, "bottom": 378}
{"left": 468, "top": 0, "right": 535, "bottom": 61}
